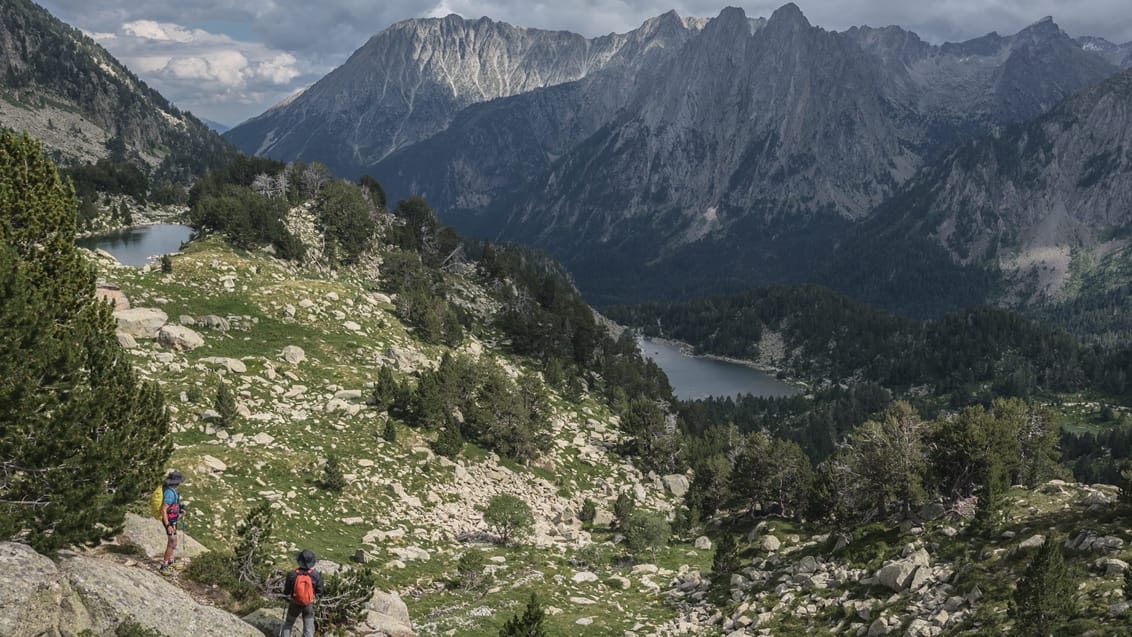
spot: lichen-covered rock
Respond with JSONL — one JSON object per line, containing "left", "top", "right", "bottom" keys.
{"left": 59, "top": 552, "right": 261, "bottom": 637}
{"left": 282, "top": 345, "right": 306, "bottom": 365}
{"left": 0, "top": 542, "right": 63, "bottom": 637}
{"left": 662, "top": 474, "right": 690, "bottom": 497}
{"left": 158, "top": 325, "right": 205, "bottom": 351}
{"left": 360, "top": 589, "right": 415, "bottom": 637}
{"left": 201, "top": 356, "right": 247, "bottom": 374}
{"left": 114, "top": 308, "right": 168, "bottom": 339}
{"left": 118, "top": 513, "right": 210, "bottom": 561}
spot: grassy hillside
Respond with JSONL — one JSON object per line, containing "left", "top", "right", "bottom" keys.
{"left": 88, "top": 235, "right": 702, "bottom": 635}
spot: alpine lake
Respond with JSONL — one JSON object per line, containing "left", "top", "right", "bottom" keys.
{"left": 76, "top": 224, "right": 195, "bottom": 267}
{"left": 638, "top": 337, "right": 801, "bottom": 400}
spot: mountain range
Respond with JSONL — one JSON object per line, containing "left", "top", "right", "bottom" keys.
{"left": 225, "top": 4, "right": 1132, "bottom": 317}
{"left": 0, "top": 0, "right": 234, "bottom": 178}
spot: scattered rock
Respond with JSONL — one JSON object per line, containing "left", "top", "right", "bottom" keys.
{"left": 571, "top": 571, "right": 599, "bottom": 583}
{"left": 1018, "top": 534, "right": 1045, "bottom": 551}
{"left": 114, "top": 308, "right": 168, "bottom": 339}
{"left": 694, "top": 536, "right": 712, "bottom": 551}
{"left": 201, "top": 455, "right": 227, "bottom": 473}
{"left": 116, "top": 332, "right": 138, "bottom": 349}
{"left": 592, "top": 509, "right": 614, "bottom": 527}
{"left": 118, "top": 513, "right": 209, "bottom": 560}
{"left": 662, "top": 474, "right": 690, "bottom": 498}
{"left": 157, "top": 325, "right": 204, "bottom": 351}
{"left": 876, "top": 549, "right": 931, "bottom": 593}
{"left": 95, "top": 284, "right": 130, "bottom": 311}
{"left": 759, "top": 535, "right": 781, "bottom": 552}
{"left": 199, "top": 315, "right": 230, "bottom": 331}
{"left": 200, "top": 357, "right": 247, "bottom": 374}
{"left": 361, "top": 590, "right": 414, "bottom": 637}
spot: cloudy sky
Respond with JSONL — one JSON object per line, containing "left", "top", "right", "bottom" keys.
{"left": 37, "top": 0, "right": 1132, "bottom": 126}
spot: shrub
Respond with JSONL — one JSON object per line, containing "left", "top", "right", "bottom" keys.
{"left": 214, "top": 380, "right": 238, "bottom": 428}
{"left": 614, "top": 492, "right": 636, "bottom": 528}
{"left": 160, "top": 254, "right": 173, "bottom": 273}
{"left": 579, "top": 499, "right": 596, "bottom": 524}
{"left": 115, "top": 623, "right": 163, "bottom": 637}
{"left": 432, "top": 422, "right": 464, "bottom": 458}
{"left": 623, "top": 511, "right": 670, "bottom": 553}
{"left": 482, "top": 494, "right": 534, "bottom": 545}
{"left": 381, "top": 418, "right": 397, "bottom": 443}
{"left": 234, "top": 501, "right": 274, "bottom": 584}
{"left": 456, "top": 550, "right": 489, "bottom": 589}
{"left": 498, "top": 592, "right": 547, "bottom": 637}
{"left": 316, "top": 566, "right": 379, "bottom": 630}
{"left": 319, "top": 455, "right": 347, "bottom": 493}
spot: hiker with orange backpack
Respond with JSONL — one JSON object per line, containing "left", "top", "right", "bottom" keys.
{"left": 281, "top": 549, "right": 323, "bottom": 637}
{"left": 158, "top": 470, "right": 185, "bottom": 574}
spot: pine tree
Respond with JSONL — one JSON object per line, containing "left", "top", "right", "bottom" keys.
{"left": 498, "top": 592, "right": 547, "bottom": 637}
{"left": 381, "top": 418, "right": 397, "bottom": 443}
{"left": 710, "top": 530, "right": 740, "bottom": 605}
{"left": 320, "top": 455, "right": 346, "bottom": 493}
{"left": 972, "top": 459, "right": 1009, "bottom": 537}
{"left": 214, "top": 380, "right": 238, "bottom": 428}
{"left": 1011, "top": 536, "right": 1076, "bottom": 636}
{"left": 233, "top": 501, "right": 274, "bottom": 584}
{"left": 0, "top": 131, "right": 170, "bottom": 552}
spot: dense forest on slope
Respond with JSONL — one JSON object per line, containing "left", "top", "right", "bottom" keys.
{"left": 606, "top": 285, "right": 1106, "bottom": 395}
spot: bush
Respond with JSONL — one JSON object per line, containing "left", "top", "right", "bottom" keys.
{"left": 234, "top": 501, "right": 274, "bottom": 584}
{"left": 482, "top": 494, "right": 534, "bottom": 545}
{"left": 115, "top": 623, "right": 163, "bottom": 637}
{"left": 316, "top": 566, "right": 379, "bottom": 631}
{"left": 214, "top": 381, "right": 238, "bottom": 428}
{"left": 456, "top": 550, "right": 489, "bottom": 589}
{"left": 622, "top": 511, "right": 670, "bottom": 553}
{"left": 183, "top": 551, "right": 258, "bottom": 602}
{"left": 432, "top": 422, "right": 464, "bottom": 458}
{"left": 614, "top": 492, "right": 636, "bottom": 528}
{"left": 319, "top": 455, "right": 347, "bottom": 492}
{"left": 160, "top": 254, "right": 172, "bottom": 273}
{"left": 568, "top": 544, "right": 612, "bottom": 570}
{"left": 499, "top": 592, "right": 547, "bottom": 637}
{"left": 579, "top": 499, "right": 596, "bottom": 524}
{"left": 381, "top": 418, "right": 397, "bottom": 443}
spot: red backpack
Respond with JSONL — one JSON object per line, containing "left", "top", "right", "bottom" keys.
{"left": 292, "top": 569, "right": 315, "bottom": 606}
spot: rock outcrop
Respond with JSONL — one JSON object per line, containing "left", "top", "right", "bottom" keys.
{"left": 0, "top": 541, "right": 258, "bottom": 637}
{"left": 114, "top": 308, "right": 168, "bottom": 339}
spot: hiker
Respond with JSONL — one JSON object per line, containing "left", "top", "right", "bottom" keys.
{"left": 159, "top": 470, "right": 184, "bottom": 574}
{"left": 281, "top": 549, "right": 323, "bottom": 637}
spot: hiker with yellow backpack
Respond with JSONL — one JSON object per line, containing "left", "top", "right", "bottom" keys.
{"left": 281, "top": 549, "right": 323, "bottom": 637}
{"left": 149, "top": 470, "right": 185, "bottom": 575}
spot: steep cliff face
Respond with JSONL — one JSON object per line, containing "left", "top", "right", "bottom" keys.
{"left": 373, "top": 9, "right": 1117, "bottom": 264}
{"left": 229, "top": 4, "right": 1127, "bottom": 308}
{"left": 225, "top": 13, "right": 705, "bottom": 179}
{"left": 853, "top": 68, "right": 1132, "bottom": 299}
{"left": 0, "top": 0, "right": 234, "bottom": 176}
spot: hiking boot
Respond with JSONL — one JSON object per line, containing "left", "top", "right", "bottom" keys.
{"left": 159, "top": 564, "right": 173, "bottom": 575}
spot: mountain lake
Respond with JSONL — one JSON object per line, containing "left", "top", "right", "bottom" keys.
{"left": 76, "top": 224, "right": 195, "bottom": 267}
{"left": 639, "top": 337, "right": 802, "bottom": 400}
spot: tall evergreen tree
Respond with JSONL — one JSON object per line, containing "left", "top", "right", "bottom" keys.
{"left": 1011, "top": 536, "right": 1076, "bottom": 636}
{"left": 498, "top": 592, "right": 547, "bottom": 637}
{"left": 0, "top": 131, "right": 170, "bottom": 552}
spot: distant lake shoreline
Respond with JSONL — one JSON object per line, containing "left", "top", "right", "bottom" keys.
{"left": 637, "top": 336, "right": 803, "bottom": 401}
{"left": 76, "top": 223, "right": 195, "bottom": 267}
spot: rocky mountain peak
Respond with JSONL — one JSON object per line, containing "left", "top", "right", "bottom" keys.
{"left": 767, "top": 2, "right": 811, "bottom": 29}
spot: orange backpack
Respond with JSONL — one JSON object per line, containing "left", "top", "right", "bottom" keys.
{"left": 292, "top": 569, "right": 315, "bottom": 606}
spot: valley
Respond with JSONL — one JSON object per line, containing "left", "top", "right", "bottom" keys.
{"left": 3, "top": 1, "right": 1132, "bottom": 636}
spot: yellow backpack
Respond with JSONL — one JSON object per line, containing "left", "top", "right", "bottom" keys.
{"left": 149, "top": 486, "right": 165, "bottom": 520}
